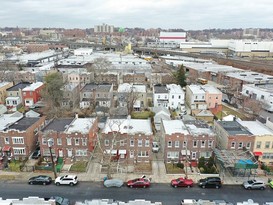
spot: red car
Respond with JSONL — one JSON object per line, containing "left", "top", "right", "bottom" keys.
{"left": 127, "top": 178, "right": 151, "bottom": 188}
{"left": 171, "top": 177, "right": 194, "bottom": 188}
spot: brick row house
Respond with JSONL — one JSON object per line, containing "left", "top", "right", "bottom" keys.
{"left": 100, "top": 117, "right": 153, "bottom": 164}
{"left": 38, "top": 117, "right": 98, "bottom": 161}
{"left": 0, "top": 112, "right": 46, "bottom": 160}
{"left": 161, "top": 120, "right": 216, "bottom": 164}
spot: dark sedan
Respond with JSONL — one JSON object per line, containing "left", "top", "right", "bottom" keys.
{"left": 127, "top": 178, "right": 151, "bottom": 188}
{"left": 28, "top": 175, "right": 52, "bottom": 185}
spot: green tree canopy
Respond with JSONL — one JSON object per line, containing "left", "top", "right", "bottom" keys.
{"left": 173, "top": 64, "right": 187, "bottom": 87}
{"left": 42, "top": 72, "right": 64, "bottom": 108}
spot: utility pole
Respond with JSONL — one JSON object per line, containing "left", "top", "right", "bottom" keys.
{"left": 48, "top": 138, "right": 57, "bottom": 179}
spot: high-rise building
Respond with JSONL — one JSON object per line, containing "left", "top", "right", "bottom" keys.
{"left": 94, "top": 23, "right": 114, "bottom": 33}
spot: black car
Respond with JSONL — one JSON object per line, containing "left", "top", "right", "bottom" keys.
{"left": 31, "top": 147, "right": 41, "bottom": 159}
{"left": 28, "top": 175, "right": 52, "bottom": 185}
{"left": 49, "top": 196, "right": 70, "bottom": 205}
{"left": 198, "top": 177, "right": 222, "bottom": 189}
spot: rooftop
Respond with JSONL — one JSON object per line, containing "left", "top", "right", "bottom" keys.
{"left": 166, "top": 84, "right": 184, "bottom": 94}
{"left": 65, "top": 118, "right": 96, "bottom": 134}
{"left": 118, "top": 83, "right": 146, "bottom": 93}
{"left": 0, "top": 112, "right": 24, "bottom": 131}
{"left": 154, "top": 85, "right": 168, "bottom": 94}
{"left": 43, "top": 118, "right": 74, "bottom": 132}
{"left": 217, "top": 120, "right": 252, "bottom": 135}
{"left": 81, "top": 83, "right": 112, "bottom": 92}
{"left": 162, "top": 120, "right": 189, "bottom": 135}
{"left": 6, "top": 82, "right": 32, "bottom": 91}
{"left": 226, "top": 71, "right": 273, "bottom": 84}
{"left": 184, "top": 120, "right": 215, "bottom": 136}
{"left": 22, "top": 82, "right": 44, "bottom": 91}
{"left": 9, "top": 117, "right": 41, "bottom": 131}
{"left": 0, "top": 82, "right": 11, "bottom": 88}
{"left": 184, "top": 62, "right": 242, "bottom": 73}
{"left": 237, "top": 120, "right": 273, "bottom": 136}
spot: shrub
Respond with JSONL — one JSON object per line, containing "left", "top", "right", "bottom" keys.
{"left": 176, "top": 163, "right": 184, "bottom": 169}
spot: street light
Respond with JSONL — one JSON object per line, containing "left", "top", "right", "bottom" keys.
{"left": 47, "top": 138, "right": 57, "bottom": 179}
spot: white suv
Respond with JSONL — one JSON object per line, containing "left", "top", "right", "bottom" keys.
{"left": 55, "top": 175, "right": 78, "bottom": 186}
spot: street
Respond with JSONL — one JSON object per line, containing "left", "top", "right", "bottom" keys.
{"left": 1, "top": 181, "right": 273, "bottom": 205}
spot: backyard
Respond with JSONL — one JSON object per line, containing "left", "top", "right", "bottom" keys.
{"left": 215, "top": 105, "right": 248, "bottom": 120}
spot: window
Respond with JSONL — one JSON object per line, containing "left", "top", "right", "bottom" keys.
{"left": 238, "top": 142, "right": 243, "bottom": 149}
{"left": 4, "top": 137, "right": 9, "bottom": 144}
{"left": 42, "top": 137, "right": 47, "bottom": 145}
{"left": 75, "top": 149, "right": 87, "bottom": 156}
{"left": 168, "top": 141, "right": 172, "bottom": 148}
{"left": 130, "top": 140, "right": 134, "bottom": 147}
{"left": 183, "top": 141, "right": 187, "bottom": 148}
{"left": 12, "top": 137, "right": 24, "bottom": 144}
{"left": 265, "top": 141, "right": 270, "bottom": 149}
{"left": 13, "top": 148, "right": 26, "bottom": 155}
{"left": 172, "top": 95, "right": 174, "bottom": 99}
{"left": 145, "top": 140, "right": 150, "bottom": 147}
{"left": 67, "top": 138, "right": 72, "bottom": 145}
{"left": 175, "top": 141, "right": 179, "bottom": 148}
{"left": 246, "top": 142, "right": 251, "bottom": 149}
{"left": 192, "top": 152, "right": 196, "bottom": 160}
{"left": 57, "top": 138, "right": 62, "bottom": 145}
{"left": 105, "top": 139, "right": 109, "bottom": 146}
{"left": 246, "top": 90, "right": 249, "bottom": 94}
{"left": 120, "top": 140, "right": 125, "bottom": 147}
{"left": 138, "top": 139, "right": 142, "bottom": 147}
{"left": 231, "top": 142, "right": 236, "bottom": 149}
{"left": 193, "top": 141, "right": 197, "bottom": 148}
{"left": 201, "top": 140, "right": 205, "bottom": 148}
{"left": 75, "top": 138, "right": 80, "bottom": 145}
{"left": 261, "top": 95, "right": 265, "bottom": 100}
{"left": 256, "top": 141, "right": 261, "bottom": 149}
{"left": 138, "top": 151, "right": 149, "bottom": 157}
{"left": 82, "top": 138, "right": 87, "bottom": 146}
{"left": 208, "top": 140, "right": 213, "bottom": 148}
{"left": 130, "top": 150, "right": 134, "bottom": 158}
{"left": 167, "top": 151, "right": 179, "bottom": 159}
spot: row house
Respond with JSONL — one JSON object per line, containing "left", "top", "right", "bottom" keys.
{"left": 161, "top": 120, "right": 215, "bottom": 163}
{"left": 153, "top": 84, "right": 184, "bottom": 109}
{"left": 0, "top": 82, "right": 13, "bottom": 104}
{"left": 185, "top": 84, "right": 222, "bottom": 113}
{"left": 237, "top": 119, "right": 273, "bottom": 165}
{"left": 80, "top": 83, "right": 113, "bottom": 109}
{"left": 122, "top": 72, "right": 147, "bottom": 85}
{"left": 117, "top": 83, "right": 148, "bottom": 111}
{"left": 94, "top": 72, "right": 118, "bottom": 87}
{"left": 13, "top": 71, "right": 36, "bottom": 84}
{"left": 64, "top": 71, "right": 94, "bottom": 89}
{"left": 150, "top": 73, "right": 176, "bottom": 86}
{"left": 39, "top": 117, "right": 98, "bottom": 161}
{"left": 213, "top": 119, "right": 255, "bottom": 151}
{"left": 22, "top": 82, "right": 44, "bottom": 108}
{"left": 0, "top": 113, "right": 46, "bottom": 160}
{"left": 61, "top": 83, "right": 80, "bottom": 109}
{"left": 6, "top": 82, "right": 31, "bottom": 110}
{"left": 100, "top": 117, "right": 153, "bottom": 164}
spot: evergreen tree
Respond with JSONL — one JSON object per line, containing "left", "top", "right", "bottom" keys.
{"left": 173, "top": 64, "right": 187, "bottom": 87}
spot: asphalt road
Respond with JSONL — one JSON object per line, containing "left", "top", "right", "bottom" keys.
{"left": 1, "top": 181, "right": 273, "bottom": 205}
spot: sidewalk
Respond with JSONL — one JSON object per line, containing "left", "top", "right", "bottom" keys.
{"left": 1, "top": 160, "right": 271, "bottom": 186}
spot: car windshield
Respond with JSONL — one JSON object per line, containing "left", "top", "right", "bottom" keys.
{"left": 247, "top": 180, "right": 255, "bottom": 184}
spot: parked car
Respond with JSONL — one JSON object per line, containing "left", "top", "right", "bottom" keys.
{"left": 28, "top": 175, "right": 52, "bottom": 185}
{"left": 171, "top": 177, "right": 194, "bottom": 188}
{"left": 269, "top": 180, "right": 273, "bottom": 189}
{"left": 181, "top": 199, "right": 197, "bottom": 205}
{"left": 152, "top": 142, "right": 160, "bottom": 153}
{"left": 55, "top": 175, "right": 78, "bottom": 186}
{"left": 47, "top": 196, "right": 70, "bottom": 205}
{"left": 243, "top": 179, "right": 266, "bottom": 190}
{"left": 198, "top": 177, "right": 222, "bottom": 189}
{"left": 31, "top": 147, "right": 41, "bottom": 159}
{"left": 104, "top": 179, "right": 123, "bottom": 188}
{"left": 127, "top": 177, "right": 151, "bottom": 188}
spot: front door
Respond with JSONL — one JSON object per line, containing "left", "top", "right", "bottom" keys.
{"left": 58, "top": 149, "right": 63, "bottom": 157}
{"left": 67, "top": 149, "right": 72, "bottom": 157}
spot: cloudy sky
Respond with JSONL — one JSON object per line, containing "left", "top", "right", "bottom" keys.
{"left": 1, "top": 0, "right": 273, "bottom": 30}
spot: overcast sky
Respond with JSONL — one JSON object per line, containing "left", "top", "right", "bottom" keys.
{"left": 1, "top": 0, "right": 273, "bottom": 30}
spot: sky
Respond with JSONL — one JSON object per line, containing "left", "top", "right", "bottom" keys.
{"left": 0, "top": 0, "right": 273, "bottom": 30}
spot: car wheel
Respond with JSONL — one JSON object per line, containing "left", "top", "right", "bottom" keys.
{"left": 130, "top": 185, "right": 133, "bottom": 188}
{"left": 29, "top": 182, "right": 33, "bottom": 185}
{"left": 260, "top": 187, "right": 265, "bottom": 190}
{"left": 247, "top": 187, "right": 251, "bottom": 190}
{"left": 70, "top": 182, "right": 74, "bottom": 186}
{"left": 202, "top": 185, "right": 205, "bottom": 189}
{"left": 56, "top": 182, "right": 60, "bottom": 186}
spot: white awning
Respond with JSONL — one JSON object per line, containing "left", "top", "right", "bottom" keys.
{"left": 181, "top": 150, "right": 190, "bottom": 156}
{"left": 105, "top": 149, "right": 118, "bottom": 155}
{"left": 119, "top": 150, "right": 126, "bottom": 154}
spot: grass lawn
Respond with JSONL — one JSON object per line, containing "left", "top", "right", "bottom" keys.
{"left": 165, "top": 163, "right": 185, "bottom": 174}
{"left": 135, "top": 163, "right": 152, "bottom": 173}
{"left": 70, "top": 161, "right": 88, "bottom": 172}
{"left": 215, "top": 105, "right": 248, "bottom": 120}
{"left": 131, "top": 111, "right": 154, "bottom": 119}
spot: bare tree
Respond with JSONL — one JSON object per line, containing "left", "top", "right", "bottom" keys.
{"left": 241, "top": 96, "right": 264, "bottom": 120}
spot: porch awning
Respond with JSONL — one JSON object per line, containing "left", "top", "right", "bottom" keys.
{"left": 119, "top": 150, "right": 127, "bottom": 154}
{"left": 253, "top": 151, "right": 263, "bottom": 156}
{"left": 2, "top": 146, "right": 11, "bottom": 152}
{"left": 181, "top": 150, "right": 190, "bottom": 156}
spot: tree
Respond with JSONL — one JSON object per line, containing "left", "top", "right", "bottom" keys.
{"left": 173, "top": 64, "right": 187, "bottom": 87}
{"left": 41, "top": 72, "right": 64, "bottom": 117}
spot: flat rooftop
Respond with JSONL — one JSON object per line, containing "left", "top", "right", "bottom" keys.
{"left": 9, "top": 117, "right": 41, "bottom": 131}
{"left": 43, "top": 118, "right": 74, "bottom": 132}
{"left": 7, "top": 82, "right": 32, "bottom": 91}
{"left": 226, "top": 71, "right": 273, "bottom": 84}
{"left": 217, "top": 120, "right": 252, "bottom": 135}
{"left": 184, "top": 62, "right": 243, "bottom": 73}
{"left": 162, "top": 120, "right": 189, "bottom": 135}
{"left": 154, "top": 85, "right": 168, "bottom": 94}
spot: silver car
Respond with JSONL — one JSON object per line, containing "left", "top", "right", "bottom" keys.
{"left": 243, "top": 179, "right": 266, "bottom": 190}
{"left": 104, "top": 179, "right": 123, "bottom": 188}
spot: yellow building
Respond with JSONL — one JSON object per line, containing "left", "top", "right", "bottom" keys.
{"left": 238, "top": 119, "right": 273, "bottom": 165}
{"left": 0, "top": 82, "right": 14, "bottom": 104}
